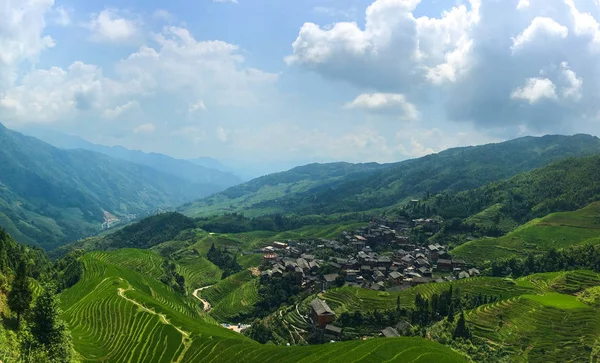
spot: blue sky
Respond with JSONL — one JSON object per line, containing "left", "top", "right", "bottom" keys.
{"left": 2, "top": 0, "right": 600, "bottom": 172}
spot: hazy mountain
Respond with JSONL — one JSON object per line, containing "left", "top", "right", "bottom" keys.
{"left": 18, "top": 127, "right": 242, "bottom": 187}
{"left": 0, "top": 123, "right": 223, "bottom": 250}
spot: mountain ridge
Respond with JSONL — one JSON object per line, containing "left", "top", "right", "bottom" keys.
{"left": 182, "top": 133, "right": 600, "bottom": 217}
{"left": 16, "top": 126, "right": 242, "bottom": 186}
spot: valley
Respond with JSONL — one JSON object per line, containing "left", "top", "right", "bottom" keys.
{"left": 4, "top": 132, "right": 600, "bottom": 362}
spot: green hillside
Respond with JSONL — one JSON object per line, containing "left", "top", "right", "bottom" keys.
{"left": 452, "top": 202, "right": 600, "bottom": 264}
{"left": 0, "top": 124, "right": 224, "bottom": 250}
{"left": 465, "top": 292, "right": 600, "bottom": 362}
{"left": 182, "top": 134, "right": 600, "bottom": 218}
{"left": 60, "top": 249, "right": 467, "bottom": 362}
{"left": 202, "top": 270, "right": 260, "bottom": 322}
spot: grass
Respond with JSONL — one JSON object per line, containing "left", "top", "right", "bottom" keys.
{"left": 60, "top": 249, "right": 467, "bottom": 362}
{"left": 452, "top": 202, "right": 600, "bottom": 264}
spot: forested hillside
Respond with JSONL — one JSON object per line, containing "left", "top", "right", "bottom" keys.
{"left": 0, "top": 124, "right": 216, "bottom": 250}
{"left": 19, "top": 127, "right": 241, "bottom": 186}
{"left": 183, "top": 134, "right": 600, "bottom": 218}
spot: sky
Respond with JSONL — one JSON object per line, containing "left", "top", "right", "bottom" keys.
{"left": 2, "top": 0, "right": 600, "bottom": 171}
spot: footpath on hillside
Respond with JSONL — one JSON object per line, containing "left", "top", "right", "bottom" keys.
{"left": 192, "top": 285, "right": 213, "bottom": 312}
{"left": 192, "top": 285, "right": 250, "bottom": 333}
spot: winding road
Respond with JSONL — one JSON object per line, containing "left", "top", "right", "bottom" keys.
{"left": 192, "top": 285, "right": 213, "bottom": 312}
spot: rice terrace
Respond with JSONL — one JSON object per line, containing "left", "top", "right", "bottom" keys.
{"left": 4, "top": 1, "right": 600, "bottom": 361}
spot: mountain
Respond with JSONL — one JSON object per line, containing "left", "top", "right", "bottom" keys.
{"left": 0, "top": 124, "right": 224, "bottom": 250}
{"left": 182, "top": 134, "right": 600, "bottom": 218}
{"left": 181, "top": 162, "right": 387, "bottom": 216}
{"left": 187, "top": 157, "right": 228, "bottom": 172}
{"left": 18, "top": 127, "right": 242, "bottom": 187}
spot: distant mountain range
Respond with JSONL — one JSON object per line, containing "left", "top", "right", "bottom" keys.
{"left": 18, "top": 127, "right": 242, "bottom": 186}
{"left": 0, "top": 123, "right": 238, "bottom": 250}
{"left": 181, "top": 134, "right": 600, "bottom": 218}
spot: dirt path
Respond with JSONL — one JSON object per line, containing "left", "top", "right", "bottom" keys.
{"left": 192, "top": 285, "right": 213, "bottom": 312}
{"left": 116, "top": 278, "right": 191, "bottom": 363}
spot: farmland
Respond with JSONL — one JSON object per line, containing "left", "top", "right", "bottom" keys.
{"left": 452, "top": 202, "right": 600, "bottom": 264}
{"left": 202, "top": 270, "right": 261, "bottom": 321}
{"left": 321, "top": 277, "right": 534, "bottom": 313}
{"left": 464, "top": 293, "right": 600, "bottom": 362}
{"left": 60, "top": 249, "right": 466, "bottom": 362}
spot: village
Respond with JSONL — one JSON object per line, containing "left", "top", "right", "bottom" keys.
{"left": 259, "top": 217, "right": 480, "bottom": 294}
{"left": 256, "top": 216, "right": 481, "bottom": 340}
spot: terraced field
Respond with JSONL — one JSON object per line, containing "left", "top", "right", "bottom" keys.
{"left": 61, "top": 249, "right": 467, "bottom": 362}
{"left": 322, "top": 277, "right": 534, "bottom": 313}
{"left": 175, "top": 255, "right": 222, "bottom": 291}
{"left": 202, "top": 270, "right": 260, "bottom": 322}
{"left": 465, "top": 293, "right": 600, "bottom": 362}
{"left": 453, "top": 202, "right": 600, "bottom": 264}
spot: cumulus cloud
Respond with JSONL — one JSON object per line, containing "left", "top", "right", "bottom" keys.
{"left": 511, "top": 78, "right": 558, "bottom": 104}
{"left": 0, "top": 62, "right": 139, "bottom": 123}
{"left": 1, "top": 24, "right": 277, "bottom": 124}
{"left": 87, "top": 9, "right": 141, "bottom": 44}
{"left": 117, "top": 26, "right": 279, "bottom": 107}
{"left": 214, "top": 0, "right": 238, "bottom": 3}
{"left": 511, "top": 17, "right": 568, "bottom": 51}
{"left": 0, "top": 0, "right": 55, "bottom": 88}
{"left": 287, "top": 0, "right": 600, "bottom": 133}
{"left": 344, "top": 93, "right": 419, "bottom": 120}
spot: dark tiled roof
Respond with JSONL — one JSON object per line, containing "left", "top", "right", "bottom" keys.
{"left": 311, "top": 298, "right": 335, "bottom": 316}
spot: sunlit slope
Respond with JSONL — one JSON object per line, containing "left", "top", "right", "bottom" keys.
{"left": 61, "top": 249, "right": 467, "bottom": 362}
{"left": 452, "top": 202, "right": 600, "bottom": 264}
{"left": 465, "top": 292, "right": 600, "bottom": 362}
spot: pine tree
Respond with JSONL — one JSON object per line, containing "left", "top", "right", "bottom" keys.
{"left": 453, "top": 311, "right": 471, "bottom": 340}
{"left": 29, "top": 285, "right": 72, "bottom": 362}
{"left": 8, "top": 259, "right": 33, "bottom": 328}
{"left": 447, "top": 302, "right": 455, "bottom": 323}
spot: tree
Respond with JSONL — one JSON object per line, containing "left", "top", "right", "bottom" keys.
{"left": 8, "top": 259, "right": 33, "bottom": 328}
{"left": 453, "top": 311, "right": 471, "bottom": 340}
{"left": 28, "top": 285, "right": 72, "bottom": 362}
{"left": 447, "top": 303, "right": 455, "bottom": 323}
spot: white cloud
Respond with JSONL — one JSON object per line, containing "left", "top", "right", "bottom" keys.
{"left": 214, "top": 0, "right": 238, "bottom": 3}
{"left": 102, "top": 101, "right": 139, "bottom": 119}
{"left": 87, "top": 9, "right": 141, "bottom": 44}
{"left": 286, "top": 0, "right": 480, "bottom": 90}
{"left": 517, "top": 0, "right": 530, "bottom": 10}
{"left": 0, "top": 61, "right": 140, "bottom": 123}
{"left": 564, "top": 0, "right": 600, "bottom": 51}
{"left": 560, "top": 62, "right": 583, "bottom": 100}
{"left": 511, "top": 77, "right": 558, "bottom": 104}
{"left": 344, "top": 93, "right": 419, "bottom": 120}
{"left": 133, "top": 123, "right": 156, "bottom": 134}
{"left": 288, "top": 0, "right": 600, "bottom": 133}
{"left": 512, "top": 17, "right": 568, "bottom": 51}
{"left": 0, "top": 0, "right": 55, "bottom": 88}
{"left": 117, "top": 26, "right": 278, "bottom": 107}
